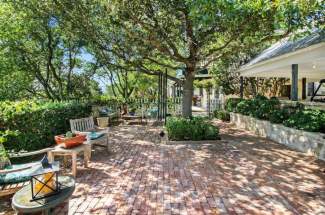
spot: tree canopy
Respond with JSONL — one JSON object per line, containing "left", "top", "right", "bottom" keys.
{"left": 59, "top": 0, "right": 323, "bottom": 115}
{"left": 0, "top": 0, "right": 323, "bottom": 114}
{"left": 0, "top": 1, "right": 102, "bottom": 100}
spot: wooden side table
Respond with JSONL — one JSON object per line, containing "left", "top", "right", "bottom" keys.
{"left": 48, "top": 143, "right": 91, "bottom": 177}
{"left": 12, "top": 176, "right": 75, "bottom": 215}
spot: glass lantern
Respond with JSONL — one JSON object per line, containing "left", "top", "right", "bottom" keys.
{"left": 30, "top": 157, "right": 60, "bottom": 201}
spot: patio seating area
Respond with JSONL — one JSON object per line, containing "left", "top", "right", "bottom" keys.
{"left": 2, "top": 121, "right": 324, "bottom": 214}
{"left": 1, "top": 2, "right": 325, "bottom": 214}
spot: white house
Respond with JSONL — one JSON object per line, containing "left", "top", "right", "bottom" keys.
{"left": 238, "top": 31, "right": 325, "bottom": 102}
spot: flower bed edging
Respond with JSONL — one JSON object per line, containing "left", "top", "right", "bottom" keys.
{"left": 230, "top": 112, "right": 325, "bottom": 161}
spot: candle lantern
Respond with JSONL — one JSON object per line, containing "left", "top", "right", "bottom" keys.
{"left": 30, "top": 156, "right": 60, "bottom": 201}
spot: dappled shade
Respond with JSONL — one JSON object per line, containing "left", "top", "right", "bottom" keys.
{"left": 53, "top": 123, "right": 325, "bottom": 214}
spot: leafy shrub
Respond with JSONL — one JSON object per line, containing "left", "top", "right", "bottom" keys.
{"left": 214, "top": 110, "right": 230, "bottom": 121}
{"left": 252, "top": 96, "right": 280, "bottom": 120}
{"left": 166, "top": 117, "right": 219, "bottom": 141}
{"left": 225, "top": 98, "right": 242, "bottom": 112}
{"left": 283, "top": 109, "right": 325, "bottom": 133}
{"left": 205, "top": 125, "right": 219, "bottom": 140}
{"left": 224, "top": 95, "right": 325, "bottom": 133}
{"left": 236, "top": 99, "right": 254, "bottom": 116}
{"left": 0, "top": 100, "right": 92, "bottom": 152}
{"left": 231, "top": 95, "right": 280, "bottom": 120}
{"left": 269, "top": 108, "right": 290, "bottom": 124}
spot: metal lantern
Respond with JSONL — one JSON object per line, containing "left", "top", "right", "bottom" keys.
{"left": 30, "top": 156, "right": 61, "bottom": 201}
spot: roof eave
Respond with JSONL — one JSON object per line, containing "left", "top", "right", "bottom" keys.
{"left": 238, "top": 42, "right": 325, "bottom": 75}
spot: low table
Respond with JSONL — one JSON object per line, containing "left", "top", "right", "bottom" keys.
{"left": 12, "top": 176, "right": 75, "bottom": 215}
{"left": 48, "top": 143, "right": 91, "bottom": 177}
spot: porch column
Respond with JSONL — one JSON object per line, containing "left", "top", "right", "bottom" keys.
{"left": 291, "top": 64, "right": 298, "bottom": 101}
{"left": 240, "top": 76, "right": 244, "bottom": 99}
{"left": 302, "top": 77, "right": 306, "bottom": 100}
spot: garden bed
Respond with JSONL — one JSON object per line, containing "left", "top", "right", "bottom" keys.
{"left": 165, "top": 117, "right": 220, "bottom": 142}
{"left": 230, "top": 112, "right": 325, "bottom": 161}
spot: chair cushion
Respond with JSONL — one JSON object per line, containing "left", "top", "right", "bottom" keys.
{"left": 0, "top": 162, "right": 39, "bottom": 185}
{"left": 89, "top": 132, "right": 105, "bottom": 140}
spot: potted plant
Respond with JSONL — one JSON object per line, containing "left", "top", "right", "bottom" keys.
{"left": 54, "top": 132, "right": 86, "bottom": 148}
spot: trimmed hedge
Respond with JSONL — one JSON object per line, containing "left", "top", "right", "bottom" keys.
{"left": 166, "top": 117, "right": 219, "bottom": 141}
{"left": 226, "top": 96, "right": 325, "bottom": 133}
{"left": 0, "top": 101, "right": 92, "bottom": 152}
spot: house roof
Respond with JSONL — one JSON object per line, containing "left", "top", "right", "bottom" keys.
{"left": 241, "top": 31, "right": 325, "bottom": 69}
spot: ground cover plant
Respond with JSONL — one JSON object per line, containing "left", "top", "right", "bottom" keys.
{"left": 166, "top": 117, "right": 219, "bottom": 141}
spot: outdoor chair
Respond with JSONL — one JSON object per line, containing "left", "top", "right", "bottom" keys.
{"left": 70, "top": 117, "right": 109, "bottom": 151}
{"left": 0, "top": 145, "right": 53, "bottom": 197}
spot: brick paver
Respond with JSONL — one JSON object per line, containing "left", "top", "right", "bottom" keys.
{"left": 2, "top": 121, "right": 325, "bottom": 214}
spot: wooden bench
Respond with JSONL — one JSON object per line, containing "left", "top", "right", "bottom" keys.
{"left": 70, "top": 117, "right": 109, "bottom": 151}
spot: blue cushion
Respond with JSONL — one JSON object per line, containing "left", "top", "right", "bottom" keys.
{"left": 0, "top": 163, "right": 39, "bottom": 185}
{"left": 89, "top": 132, "right": 105, "bottom": 140}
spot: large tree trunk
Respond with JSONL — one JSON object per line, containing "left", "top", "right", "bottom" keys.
{"left": 182, "top": 67, "right": 195, "bottom": 117}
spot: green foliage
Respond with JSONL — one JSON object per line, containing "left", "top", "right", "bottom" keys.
{"left": 225, "top": 98, "right": 242, "bottom": 112}
{"left": 0, "top": 2, "right": 102, "bottom": 101}
{"left": 0, "top": 140, "right": 9, "bottom": 163}
{"left": 90, "top": 96, "right": 122, "bottom": 108}
{"left": 166, "top": 117, "right": 219, "bottom": 141}
{"left": 57, "top": 0, "right": 323, "bottom": 117}
{"left": 235, "top": 95, "right": 280, "bottom": 120}
{"left": 194, "top": 79, "right": 214, "bottom": 89}
{"left": 214, "top": 110, "right": 230, "bottom": 122}
{"left": 252, "top": 96, "right": 280, "bottom": 120}
{"left": 283, "top": 109, "right": 325, "bottom": 133}
{"left": 228, "top": 96, "right": 325, "bottom": 133}
{"left": 236, "top": 99, "right": 255, "bottom": 116}
{"left": 269, "top": 109, "right": 290, "bottom": 124}
{"left": 65, "top": 131, "right": 75, "bottom": 138}
{"left": 205, "top": 125, "right": 219, "bottom": 140}
{"left": 104, "top": 70, "right": 159, "bottom": 101}
{"left": 0, "top": 101, "right": 92, "bottom": 152}
{"left": 0, "top": 54, "right": 34, "bottom": 100}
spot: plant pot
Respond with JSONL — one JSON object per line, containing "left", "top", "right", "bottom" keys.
{"left": 54, "top": 133, "right": 86, "bottom": 148}
{"left": 97, "top": 117, "right": 109, "bottom": 127}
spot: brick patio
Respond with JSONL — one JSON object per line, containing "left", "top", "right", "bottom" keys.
{"left": 2, "top": 121, "right": 325, "bottom": 214}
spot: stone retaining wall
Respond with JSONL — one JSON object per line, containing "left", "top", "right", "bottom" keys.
{"left": 230, "top": 112, "right": 325, "bottom": 161}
